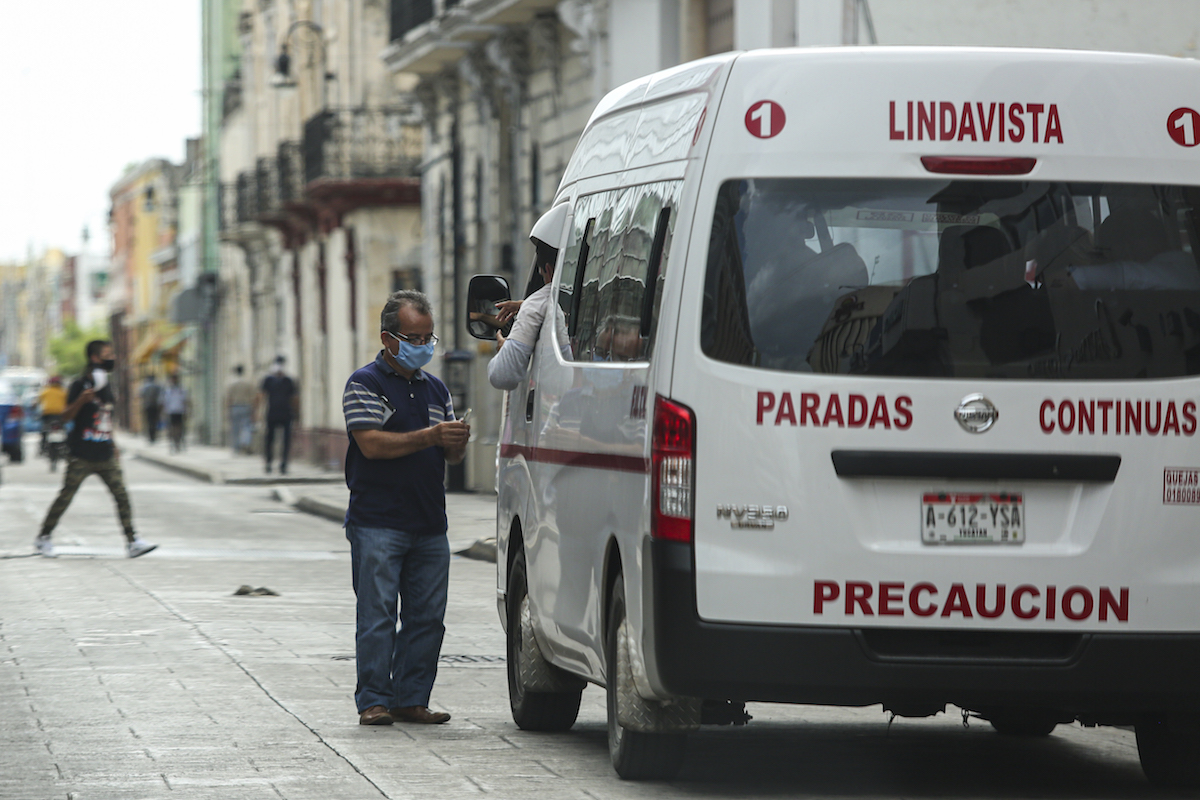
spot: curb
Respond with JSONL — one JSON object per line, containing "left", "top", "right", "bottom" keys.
{"left": 134, "top": 452, "right": 224, "bottom": 484}
{"left": 134, "top": 452, "right": 342, "bottom": 487}
{"left": 272, "top": 487, "right": 346, "bottom": 524}
{"left": 225, "top": 475, "right": 345, "bottom": 486}
{"left": 273, "top": 487, "right": 497, "bottom": 563}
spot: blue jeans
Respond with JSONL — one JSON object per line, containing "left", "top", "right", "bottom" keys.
{"left": 229, "top": 404, "right": 252, "bottom": 453}
{"left": 346, "top": 524, "right": 450, "bottom": 712}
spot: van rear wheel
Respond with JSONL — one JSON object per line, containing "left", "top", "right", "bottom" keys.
{"left": 606, "top": 574, "right": 687, "bottom": 780}
{"left": 506, "top": 548, "right": 582, "bottom": 731}
{"left": 1136, "top": 716, "right": 1200, "bottom": 788}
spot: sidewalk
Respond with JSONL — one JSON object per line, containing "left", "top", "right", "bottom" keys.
{"left": 125, "top": 434, "right": 498, "bottom": 561}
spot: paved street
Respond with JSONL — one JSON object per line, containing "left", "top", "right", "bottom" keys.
{"left": 0, "top": 433, "right": 1180, "bottom": 799}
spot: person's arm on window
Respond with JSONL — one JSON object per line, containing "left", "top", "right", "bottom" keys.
{"left": 487, "top": 337, "right": 534, "bottom": 390}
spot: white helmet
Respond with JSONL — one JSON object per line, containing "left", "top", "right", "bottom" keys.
{"left": 529, "top": 202, "right": 571, "bottom": 249}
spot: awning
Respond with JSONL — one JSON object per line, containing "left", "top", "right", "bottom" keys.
{"left": 160, "top": 326, "right": 195, "bottom": 354}
{"left": 130, "top": 332, "right": 161, "bottom": 364}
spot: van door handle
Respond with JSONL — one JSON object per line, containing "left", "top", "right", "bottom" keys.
{"left": 525, "top": 385, "right": 535, "bottom": 423}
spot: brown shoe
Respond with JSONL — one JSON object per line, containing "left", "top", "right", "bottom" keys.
{"left": 358, "top": 705, "right": 393, "bottom": 726}
{"left": 390, "top": 706, "right": 450, "bottom": 724}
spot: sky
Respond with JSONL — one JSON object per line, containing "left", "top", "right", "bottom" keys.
{"left": 0, "top": 1, "right": 202, "bottom": 263}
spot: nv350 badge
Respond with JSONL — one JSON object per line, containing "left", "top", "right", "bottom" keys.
{"left": 716, "top": 504, "right": 789, "bottom": 529}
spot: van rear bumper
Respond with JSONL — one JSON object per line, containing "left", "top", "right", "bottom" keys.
{"left": 648, "top": 540, "right": 1200, "bottom": 718}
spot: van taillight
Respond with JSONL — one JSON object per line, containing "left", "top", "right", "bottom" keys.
{"left": 921, "top": 155, "right": 1037, "bottom": 175}
{"left": 652, "top": 395, "right": 694, "bottom": 543}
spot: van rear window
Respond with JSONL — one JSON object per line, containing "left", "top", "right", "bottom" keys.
{"left": 701, "top": 179, "right": 1200, "bottom": 380}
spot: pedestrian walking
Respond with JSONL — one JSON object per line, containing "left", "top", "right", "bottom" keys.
{"left": 139, "top": 374, "right": 162, "bottom": 444}
{"left": 259, "top": 356, "right": 297, "bottom": 474}
{"left": 35, "top": 340, "right": 157, "bottom": 559}
{"left": 161, "top": 374, "right": 189, "bottom": 453}
{"left": 341, "top": 290, "right": 469, "bottom": 726}
{"left": 225, "top": 365, "right": 256, "bottom": 454}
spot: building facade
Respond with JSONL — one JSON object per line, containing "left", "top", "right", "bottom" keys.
{"left": 208, "top": 0, "right": 423, "bottom": 466}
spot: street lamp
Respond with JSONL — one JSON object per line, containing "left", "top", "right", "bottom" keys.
{"left": 272, "top": 20, "right": 335, "bottom": 97}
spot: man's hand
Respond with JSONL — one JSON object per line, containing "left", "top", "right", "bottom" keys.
{"left": 431, "top": 419, "right": 470, "bottom": 449}
{"left": 495, "top": 299, "right": 523, "bottom": 325}
{"left": 78, "top": 388, "right": 95, "bottom": 405}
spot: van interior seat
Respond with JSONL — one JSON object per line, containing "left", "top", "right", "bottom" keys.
{"left": 937, "top": 224, "right": 1012, "bottom": 274}
{"left": 1096, "top": 207, "right": 1172, "bottom": 264}
{"left": 748, "top": 242, "right": 869, "bottom": 364}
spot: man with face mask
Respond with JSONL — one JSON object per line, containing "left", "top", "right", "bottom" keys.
{"left": 340, "top": 290, "right": 469, "bottom": 726}
{"left": 35, "top": 340, "right": 157, "bottom": 558}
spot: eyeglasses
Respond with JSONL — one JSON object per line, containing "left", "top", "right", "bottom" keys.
{"left": 389, "top": 330, "right": 438, "bottom": 347}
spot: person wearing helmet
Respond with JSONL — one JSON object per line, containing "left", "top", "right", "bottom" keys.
{"left": 487, "top": 213, "right": 572, "bottom": 390}
{"left": 38, "top": 375, "right": 67, "bottom": 456}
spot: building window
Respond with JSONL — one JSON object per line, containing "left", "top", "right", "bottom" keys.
{"left": 706, "top": 0, "right": 734, "bottom": 55}
{"left": 390, "top": 0, "right": 435, "bottom": 42}
{"left": 392, "top": 267, "right": 422, "bottom": 293}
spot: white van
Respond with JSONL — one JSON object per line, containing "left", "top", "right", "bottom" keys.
{"left": 468, "top": 47, "right": 1200, "bottom": 785}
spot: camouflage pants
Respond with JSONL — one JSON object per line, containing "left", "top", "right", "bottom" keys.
{"left": 40, "top": 456, "right": 135, "bottom": 542}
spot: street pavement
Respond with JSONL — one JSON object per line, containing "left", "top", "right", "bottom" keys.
{"left": 0, "top": 432, "right": 1170, "bottom": 800}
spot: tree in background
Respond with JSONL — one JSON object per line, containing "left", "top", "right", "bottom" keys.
{"left": 49, "top": 320, "right": 109, "bottom": 379}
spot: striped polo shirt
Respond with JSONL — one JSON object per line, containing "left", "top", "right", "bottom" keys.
{"left": 342, "top": 351, "right": 455, "bottom": 534}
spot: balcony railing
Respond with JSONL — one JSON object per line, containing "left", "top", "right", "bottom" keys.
{"left": 302, "top": 107, "right": 421, "bottom": 185}
{"left": 277, "top": 142, "right": 304, "bottom": 204}
{"left": 255, "top": 157, "right": 277, "bottom": 217}
{"left": 235, "top": 171, "right": 258, "bottom": 223}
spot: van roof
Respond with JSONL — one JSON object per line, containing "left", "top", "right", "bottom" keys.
{"left": 589, "top": 46, "right": 1194, "bottom": 123}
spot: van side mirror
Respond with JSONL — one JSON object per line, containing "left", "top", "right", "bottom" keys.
{"left": 466, "top": 275, "right": 512, "bottom": 341}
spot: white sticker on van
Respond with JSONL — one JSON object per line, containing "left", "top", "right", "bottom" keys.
{"left": 1163, "top": 468, "right": 1200, "bottom": 504}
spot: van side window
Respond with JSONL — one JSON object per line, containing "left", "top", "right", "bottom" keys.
{"left": 557, "top": 182, "right": 682, "bottom": 362}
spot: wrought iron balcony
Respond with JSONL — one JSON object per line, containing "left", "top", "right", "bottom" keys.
{"left": 277, "top": 141, "right": 304, "bottom": 205}
{"left": 302, "top": 106, "right": 421, "bottom": 186}
{"left": 255, "top": 156, "right": 277, "bottom": 218}
{"left": 235, "top": 171, "right": 258, "bottom": 223}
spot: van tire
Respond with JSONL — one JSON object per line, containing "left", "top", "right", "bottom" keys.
{"left": 1136, "top": 716, "right": 1200, "bottom": 788}
{"left": 506, "top": 548, "right": 583, "bottom": 731}
{"left": 985, "top": 709, "right": 1059, "bottom": 737}
{"left": 606, "top": 575, "right": 687, "bottom": 780}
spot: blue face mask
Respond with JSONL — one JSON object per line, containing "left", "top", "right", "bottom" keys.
{"left": 388, "top": 332, "right": 435, "bottom": 371}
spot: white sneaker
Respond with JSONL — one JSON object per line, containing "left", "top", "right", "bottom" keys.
{"left": 35, "top": 537, "right": 56, "bottom": 558}
{"left": 127, "top": 539, "right": 158, "bottom": 558}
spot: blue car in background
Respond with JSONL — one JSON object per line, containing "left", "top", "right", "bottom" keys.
{"left": 0, "top": 378, "right": 24, "bottom": 463}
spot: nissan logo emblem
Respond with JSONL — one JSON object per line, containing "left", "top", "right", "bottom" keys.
{"left": 955, "top": 394, "right": 998, "bottom": 433}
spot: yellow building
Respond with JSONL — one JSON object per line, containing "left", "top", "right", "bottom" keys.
{"left": 109, "top": 159, "right": 182, "bottom": 428}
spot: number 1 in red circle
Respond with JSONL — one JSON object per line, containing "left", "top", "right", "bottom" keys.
{"left": 1168, "top": 107, "right": 1200, "bottom": 147}
{"left": 745, "top": 100, "right": 786, "bottom": 139}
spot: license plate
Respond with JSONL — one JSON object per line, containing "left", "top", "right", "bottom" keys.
{"left": 922, "top": 492, "right": 1024, "bottom": 545}
{"left": 47, "top": 431, "right": 66, "bottom": 443}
